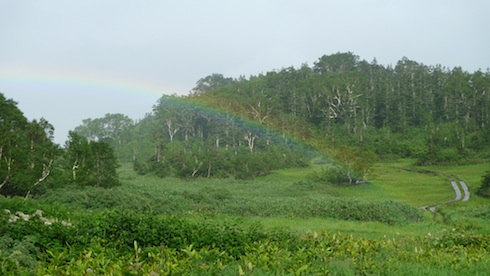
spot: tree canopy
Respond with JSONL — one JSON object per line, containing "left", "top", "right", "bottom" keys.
{"left": 0, "top": 93, "right": 120, "bottom": 196}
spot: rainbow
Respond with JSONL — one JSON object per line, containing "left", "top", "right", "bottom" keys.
{"left": 0, "top": 67, "right": 173, "bottom": 101}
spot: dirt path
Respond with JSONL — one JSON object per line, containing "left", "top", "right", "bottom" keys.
{"left": 460, "top": 181, "right": 470, "bottom": 202}
{"left": 423, "top": 179, "right": 470, "bottom": 212}
{"left": 450, "top": 180, "right": 462, "bottom": 201}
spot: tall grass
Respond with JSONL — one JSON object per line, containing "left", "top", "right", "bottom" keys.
{"left": 39, "top": 164, "right": 423, "bottom": 225}
{"left": 3, "top": 160, "right": 490, "bottom": 274}
{"left": 38, "top": 160, "right": 490, "bottom": 229}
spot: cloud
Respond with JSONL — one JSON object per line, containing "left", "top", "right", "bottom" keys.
{"left": 1, "top": 0, "right": 489, "bottom": 144}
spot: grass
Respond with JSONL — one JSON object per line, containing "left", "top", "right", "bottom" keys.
{"left": 39, "top": 159, "right": 490, "bottom": 235}
{"left": 225, "top": 215, "right": 444, "bottom": 239}
{"left": 37, "top": 159, "right": 490, "bottom": 237}
{"left": 370, "top": 162, "right": 453, "bottom": 206}
{"left": 420, "top": 162, "right": 489, "bottom": 197}
{"left": 6, "top": 159, "right": 490, "bottom": 274}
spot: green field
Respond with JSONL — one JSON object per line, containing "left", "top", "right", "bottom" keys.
{"left": 2, "top": 160, "right": 490, "bottom": 275}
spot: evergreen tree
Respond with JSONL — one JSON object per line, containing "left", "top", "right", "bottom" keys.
{"left": 477, "top": 170, "right": 490, "bottom": 198}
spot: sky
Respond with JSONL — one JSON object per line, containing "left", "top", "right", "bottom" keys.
{"left": 1, "top": 0, "right": 489, "bottom": 144}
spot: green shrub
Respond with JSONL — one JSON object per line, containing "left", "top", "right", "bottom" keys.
{"left": 222, "top": 197, "right": 422, "bottom": 225}
{"left": 477, "top": 170, "right": 490, "bottom": 198}
{"left": 309, "top": 166, "right": 364, "bottom": 185}
{"left": 49, "top": 209, "right": 294, "bottom": 258}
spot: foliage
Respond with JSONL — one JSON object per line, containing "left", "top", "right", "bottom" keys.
{"left": 0, "top": 93, "right": 61, "bottom": 197}
{"left": 3, "top": 52, "right": 490, "bottom": 274}
{"left": 191, "top": 73, "right": 236, "bottom": 94}
{"left": 309, "top": 146, "right": 377, "bottom": 185}
{"left": 0, "top": 94, "right": 121, "bottom": 196}
{"left": 72, "top": 52, "right": 490, "bottom": 180}
{"left": 0, "top": 234, "right": 39, "bottom": 274}
{"left": 188, "top": 53, "right": 490, "bottom": 165}
{"left": 477, "top": 170, "right": 490, "bottom": 198}
{"left": 1, "top": 159, "right": 490, "bottom": 275}
{"left": 73, "top": 113, "right": 134, "bottom": 144}
{"left": 100, "top": 95, "right": 310, "bottom": 179}
{"left": 0, "top": 196, "right": 489, "bottom": 275}
{"left": 310, "top": 166, "right": 361, "bottom": 185}
{"left": 64, "top": 131, "right": 120, "bottom": 188}
{"left": 38, "top": 167, "right": 422, "bottom": 225}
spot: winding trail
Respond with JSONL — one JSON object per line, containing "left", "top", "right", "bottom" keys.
{"left": 421, "top": 178, "right": 470, "bottom": 212}
{"left": 394, "top": 167, "right": 470, "bottom": 212}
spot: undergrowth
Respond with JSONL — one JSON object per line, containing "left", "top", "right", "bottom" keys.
{"left": 38, "top": 165, "right": 425, "bottom": 226}
{"left": 0, "top": 197, "right": 489, "bottom": 275}
{"left": 2, "top": 161, "right": 489, "bottom": 274}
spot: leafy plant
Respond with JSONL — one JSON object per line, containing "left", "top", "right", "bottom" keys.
{"left": 477, "top": 170, "right": 490, "bottom": 198}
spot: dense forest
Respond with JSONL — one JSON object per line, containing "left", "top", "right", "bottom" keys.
{"left": 73, "top": 52, "right": 490, "bottom": 183}
{"left": 190, "top": 52, "right": 490, "bottom": 163}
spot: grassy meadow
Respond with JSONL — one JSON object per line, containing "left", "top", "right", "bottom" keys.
{"left": 2, "top": 159, "right": 490, "bottom": 274}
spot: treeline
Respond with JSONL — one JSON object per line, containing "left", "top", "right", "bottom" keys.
{"left": 192, "top": 52, "right": 490, "bottom": 164}
{"left": 75, "top": 97, "right": 309, "bottom": 179}
{"left": 0, "top": 93, "right": 120, "bottom": 197}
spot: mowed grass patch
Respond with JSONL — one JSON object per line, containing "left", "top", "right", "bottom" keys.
{"left": 415, "top": 162, "right": 490, "bottom": 233}
{"left": 369, "top": 162, "right": 454, "bottom": 207}
{"left": 418, "top": 162, "right": 488, "bottom": 196}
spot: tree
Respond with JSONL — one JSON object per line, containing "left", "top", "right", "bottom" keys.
{"left": 89, "top": 139, "right": 121, "bottom": 187}
{"left": 65, "top": 132, "right": 120, "bottom": 188}
{"left": 74, "top": 113, "right": 134, "bottom": 144}
{"left": 329, "top": 146, "right": 377, "bottom": 185}
{"left": 313, "top": 52, "right": 359, "bottom": 74}
{"left": 192, "top": 73, "right": 235, "bottom": 94}
{"left": 100, "top": 52, "right": 490, "bottom": 180}
{"left": 23, "top": 118, "right": 61, "bottom": 196}
{"left": 0, "top": 94, "right": 61, "bottom": 196}
{"left": 477, "top": 170, "right": 490, "bottom": 198}
{"left": 73, "top": 118, "right": 103, "bottom": 141}
{"left": 0, "top": 94, "right": 29, "bottom": 194}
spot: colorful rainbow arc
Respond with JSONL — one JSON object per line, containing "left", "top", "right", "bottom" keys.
{"left": 0, "top": 68, "right": 171, "bottom": 100}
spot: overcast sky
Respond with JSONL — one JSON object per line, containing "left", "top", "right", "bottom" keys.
{"left": 1, "top": 0, "right": 489, "bottom": 144}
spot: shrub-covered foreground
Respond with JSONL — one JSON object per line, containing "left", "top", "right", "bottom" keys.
{"left": 1, "top": 198, "right": 489, "bottom": 275}
{"left": 39, "top": 183, "right": 423, "bottom": 225}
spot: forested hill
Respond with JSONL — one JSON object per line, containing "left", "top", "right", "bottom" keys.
{"left": 74, "top": 52, "right": 490, "bottom": 180}
{"left": 190, "top": 52, "right": 490, "bottom": 163}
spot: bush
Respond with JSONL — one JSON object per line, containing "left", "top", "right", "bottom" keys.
{"left": 0, "top": 235, "right": 39, "bottom": 274}
{"left": 309, "top": 166, "right": 363, "bottom": 185}
{"left": 477, "top": 170, "right": 490, "bottom": 198}
{"left": 75, "top": 209, "right": 280, "bottom": 257}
